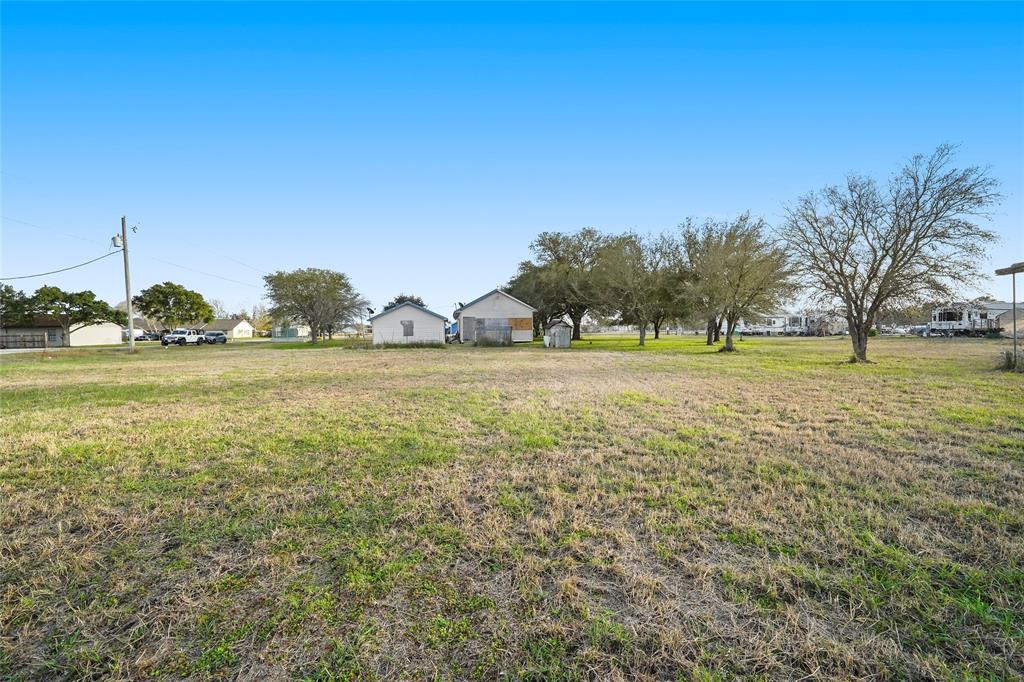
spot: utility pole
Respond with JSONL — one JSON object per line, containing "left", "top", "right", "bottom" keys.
{"left": 995, "top": 261, "right": 1023, "bottom": 369}
{"left": 122, "top": 216, "right": 135, "bottom": 353}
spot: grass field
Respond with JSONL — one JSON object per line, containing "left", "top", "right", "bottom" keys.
{"left": 1, "top": 336, "right": 1022, "bottom": 680}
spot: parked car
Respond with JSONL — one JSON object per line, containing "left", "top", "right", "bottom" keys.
{"left": 204, "top": 331, "right": 228, "bottom": 344}
{"left": 134, "top": 332, "right": 161, "bottom": 341}
{"left": 162, "top": 328, "right": 205, "bottom": 346}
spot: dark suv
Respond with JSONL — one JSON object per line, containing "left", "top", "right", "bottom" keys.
{"left": 204, "top": 331, "right": 228, "bottom": 344}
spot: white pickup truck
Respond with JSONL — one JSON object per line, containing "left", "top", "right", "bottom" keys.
{"left": 161, "top": 328, "right": 205, "bottom": 346}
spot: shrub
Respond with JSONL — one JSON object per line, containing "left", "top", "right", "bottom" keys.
{"left": 474, "top": 337, "right": 511, "bottom": 347}
{"left": 998, "top": 349, "right": 1023, "bottom": 372}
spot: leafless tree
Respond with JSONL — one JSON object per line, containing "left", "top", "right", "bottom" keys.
{"left": 781, "top": 145, "right": 1000, "bottom": 362}
{"left": 207, "top": 298, "right": 229, "bottom": 319}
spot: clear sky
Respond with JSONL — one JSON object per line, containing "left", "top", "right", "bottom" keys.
{"left": 2, "top": 1, "right": 1022, "bottom": 317}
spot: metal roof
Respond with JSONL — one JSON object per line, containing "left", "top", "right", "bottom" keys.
{"left": 456, "top": 288, "right": 537, "bottom": 314}
{"left": 368, "top": 301, "right": 448, "bottom": 322}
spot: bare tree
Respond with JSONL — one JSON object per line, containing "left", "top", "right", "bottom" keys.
{"left": 781, "top": 145, "right": 1000, "bottom": 362}
{"left": 207, "top": 298, "right": 229, "bottom": 319}
{"left": 717, "top": 214, "right": 795, "bottom": 352}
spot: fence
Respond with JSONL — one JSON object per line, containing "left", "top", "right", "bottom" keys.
{"left": 473, "top": 320, "right": 513, "bottom": 346}
{"left": 0, "top": 333, "right": 47, "bottom": 349}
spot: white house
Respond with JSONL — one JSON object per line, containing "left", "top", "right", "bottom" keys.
{"left": 454, "top": 289, "right": 536, "bottom": 344}
{"left": 202, "top": 318, "right": 255, "bottom": 339}
{"left": 370, "top": 301, "right": 447, "bottom": 345}
{"left": 1, "top": 317, "right": 123, "bottom": 348}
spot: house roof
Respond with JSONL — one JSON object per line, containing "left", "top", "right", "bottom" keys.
{"left": 369, "top": 301, "right": 447, "bottom": 322}
{"left": 457, "top": 289, "right": 537, "bottom": 315}
{"left": 202, "top": 318, "right": 253, "bottom": 331}
{"left": 545, "top": 320, "right": 571, "bottom": 329}
{"left": 2, "top": 315, "right": 61, "bottom": 329}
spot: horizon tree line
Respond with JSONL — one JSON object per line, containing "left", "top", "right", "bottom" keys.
{"left": 1, "top": 146, "right": 1001, "bottom": 361}
{"left": 507, "top": 145, "right": 1001, "bottom": 361}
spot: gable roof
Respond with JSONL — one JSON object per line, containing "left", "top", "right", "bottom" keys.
{"left": 369, "top": 301, "right": 447, "bottom": 322}
{"left": 458, "top": 288, "right": 537, "bottom": 314}
{"left": 203, "top": 318, "right": 253, "bottom": 331}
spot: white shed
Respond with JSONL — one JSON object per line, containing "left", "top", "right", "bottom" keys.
{"left": 456, "top": 289, "right": 536, "bottom": 344}
{"left": 370, "top": 302, "right": 447, "bottom": 345}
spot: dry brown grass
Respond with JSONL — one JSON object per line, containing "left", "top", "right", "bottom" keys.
{"left": 1, "top": 336, "right": 1021, "bottom": 680}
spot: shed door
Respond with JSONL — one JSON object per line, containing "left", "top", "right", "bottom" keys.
{"left": 461, "top": 316, "right": 475, "bottom": 341}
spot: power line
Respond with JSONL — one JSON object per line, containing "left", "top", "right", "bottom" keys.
{"left": 0, "top": 249, "right": 123, "bottom": 281}
{"left": 3, "top": 216, "right": 109, "bottom": 247}
{"left": 3, "top": 215, "right": 263, "bottom": 289}
{"left": 138, "top": 253, "right": 262, "bottom": 288}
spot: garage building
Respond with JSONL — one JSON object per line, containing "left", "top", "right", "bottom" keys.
{"left": 455, "top": 289, "right": 536, "bottom": 344}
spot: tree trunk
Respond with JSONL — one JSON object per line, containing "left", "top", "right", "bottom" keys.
{"left": 638, "top": 323, "right": 647, "bottom": 347}
{"left": 570, "top": 311, "right": 584, "bottom": 341}
{"left": 714, "top": 315, "right": 723, "bottom": 343}
{"left": 849, "top": 323, "right": 869, "bottom": 362}
{"left": 721, "top": 319, "right": 738, "bottom": 352}
{"left": 61, "top": 322, "right": 71, "bottom": 347}
{"left": 309, "top": 324, "right": 319, "bottom": 343}
{"left": 706, "top": 317, "right": 715, "bottom": 345}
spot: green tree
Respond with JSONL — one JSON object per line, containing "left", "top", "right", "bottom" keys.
{"left": 592, "top": 233, "right": 674, "bottom": 347}
{"left": 505, "top": 261, "right": 564, "bottom": 337}
{"left": 526, "top": 228, "right": 608, "bottom": 340}
{"left": 0, "top": 285, "right": 34, "bottom": 328}
{"left": 133, "top": 282, "right": 214, "bottom": 329}
{"left": 715, "top": 214, "right": 795, "bottom": 352}
{"left": 383, "top": 293, "right": 426, "bottom": 311}
{"left": 681, "top": 219, "right": 730, "bottom": 346}
{"left": 31, "top": 286, "right": 127, "bottom": 347}
{"left": 263, "top": 268, "right": 365, "bottom": 343}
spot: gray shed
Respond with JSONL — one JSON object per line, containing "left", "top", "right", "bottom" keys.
{"left": 544, "top": 321, "right": 572, "bottom": 348}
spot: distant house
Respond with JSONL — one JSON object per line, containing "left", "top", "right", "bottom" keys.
{"left": 733, "top": 311, "right": 846, "bottom": 337}
{"left": 996, "top": 307, "right": 1022, "bottom": 339}
{"left": 454, "top": 289, "right": 536, "bottom": 344}
{"left": 370, "top": 302, "right": 446, "bottom": 345}
{"left": 927, "top": 301, "right": 1014, "bottom": 336}
{"left": 741, "top": 312, "right": 803, "bottom": 336}
{"left": 201, "top": 318, "right": 254, "bottom": 340}
{"left": 271, "top": 323, "right": 312, "bottom": 342}
{"left": 1, "top": 316, "right": 123, "bottom": 349}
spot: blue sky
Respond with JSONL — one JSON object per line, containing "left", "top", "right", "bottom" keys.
{"left": 2, "top": 1, "right": 1022, "bottom": 316}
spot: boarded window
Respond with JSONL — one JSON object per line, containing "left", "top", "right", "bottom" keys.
{"left": 401, "top": 320, "right": 414, "bottom": 336}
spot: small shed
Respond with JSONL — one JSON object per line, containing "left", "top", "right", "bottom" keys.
{"left": 544, "top": 321, "right": 572, "bottom": 348}
{"left": 370, "top": 301, "right": 447, "bottom": 345}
